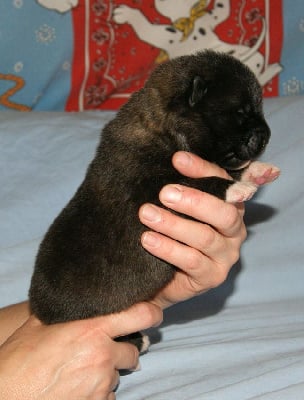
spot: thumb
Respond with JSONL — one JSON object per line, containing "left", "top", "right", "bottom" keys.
{"left": 173, "top": 151, "right": 230, "bottom": 179}
{"left": 94, "top": 302, "right": 163, "bottom": 339}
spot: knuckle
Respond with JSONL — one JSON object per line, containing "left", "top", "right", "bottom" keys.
{"left": 223, "top": 205, "right": 239, "bottom": 231}
{"left": 145, "top": 306, "right": 162, "bottom": 327}
{"left": 211, "top": 266, "right": 229, "bottom": 287}
{"left": 140, "top": 303, "right": 163, "bottom": 328}
{"left": 211, "top": 248, "right": 242, "bottom": 288}
{"left": 199, "top": 226, "right": 216, "bottom": 250}
{"left": 221, "top": 245, "right": 240, "bottom": 270}
{"left": 229, "top": 248, "right": 241, "bottom": 266}
{"left": 184, "top": 248, "right": 203, "bottom": 271}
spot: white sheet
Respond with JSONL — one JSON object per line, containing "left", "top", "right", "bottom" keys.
{"left": 1, "top": 97, "right": 303, "bottom": 399}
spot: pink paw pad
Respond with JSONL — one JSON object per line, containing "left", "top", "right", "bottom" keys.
{"left": 251, "top": 167, "right": 280, "bottom": 185}
{"left": 242, "top": 162, "right": 280, "bottom": 186}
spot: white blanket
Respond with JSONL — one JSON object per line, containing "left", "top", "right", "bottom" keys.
{"left": 1, "top": 97, "right": 303, "bottom": 399}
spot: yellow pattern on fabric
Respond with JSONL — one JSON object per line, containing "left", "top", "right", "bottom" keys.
{"left": 156, "top": 0, "right": 208, "bottom": 63}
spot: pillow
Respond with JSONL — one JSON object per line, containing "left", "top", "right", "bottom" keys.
{"left": 0, "top": 0, "right": 303, "bottom": 111}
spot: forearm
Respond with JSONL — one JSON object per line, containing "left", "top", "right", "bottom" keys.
{"left": 0, "top": 301, "right": 30, "bottom": 346}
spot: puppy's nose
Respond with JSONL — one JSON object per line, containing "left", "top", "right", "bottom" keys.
{"left": 245, "top": 127, "right": 270, "bottom": 157}
{"left": 248, "top": 133, "right": 265, "bottom": 152}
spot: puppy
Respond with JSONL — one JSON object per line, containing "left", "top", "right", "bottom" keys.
{"left": 29, "top": 50, "right": 279, "bottom": 351}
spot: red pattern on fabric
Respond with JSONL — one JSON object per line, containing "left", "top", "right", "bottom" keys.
{"left": 66, "top": 0, "right": 283, "bottom": 111}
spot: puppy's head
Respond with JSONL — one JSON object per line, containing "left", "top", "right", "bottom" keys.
{"left": 146, "top": 50, "right": 270, "bottom": 170}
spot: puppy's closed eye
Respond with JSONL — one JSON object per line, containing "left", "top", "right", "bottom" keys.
{"left": 236, "top": 108, "right": 246, "bottom": 116}
{"left": 236, "top": 103, "right": 251, "bottom": 115}
{"left": 189, "top": 76, "right": 208, "bottom": 107}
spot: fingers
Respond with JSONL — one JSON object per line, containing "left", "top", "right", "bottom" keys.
{"left": 111, "top": 341, "right": 140, "bottom": 371}
{"left": 172, "top": 151, "right": 231, "bottom": 180}
{"left": 97, "top": 302, "right": 163, "bottom": 339}
{"left": 87, "top": 366, "right": 119, "bottom": 400}
{"left": 161, "top": 184, "right": 245, "bottom": 236}
{"left": 140, "top": 185, "right": 245, "bottom": 238}
{"left": 139, "top": 187, "right": 246, "bottom": 266}
{"left": 141, "top": 230, "right": 230, "bottom": 306}
{"left": 140, "top": 206, "right": 236, "bottom": 264}
{"left": 142, "top": 229, "right": 212, "bottom": 274}
{"left": 139, "top": 183, "right": 247, "bottom": 306}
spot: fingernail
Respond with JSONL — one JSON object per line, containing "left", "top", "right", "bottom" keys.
{"left": 175, "top": 152, "right": 191, "bottom": 167}
{"left": 161, "top": 185, "right": 182, "bottom": 204}
{"left": 142, "top": 232, "right": 161, "bottom": 248}
{"left": 141, "top": 204, "right": 161, "bottom": 223}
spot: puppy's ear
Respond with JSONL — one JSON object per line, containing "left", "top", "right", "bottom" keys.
{"left": 189, "top": 76, "right": 207, "bottom": 107}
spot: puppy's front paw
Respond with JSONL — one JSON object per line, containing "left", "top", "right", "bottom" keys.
{"left": 226, "top": 181, "right": 257, "bottom": 203}
{"left": 241, "top": 161, "right": 280, "bottom": 186}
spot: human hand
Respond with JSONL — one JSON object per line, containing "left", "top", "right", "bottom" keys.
{"left": 0, "top": 302, "right": 162, "bottom": 400}
{"left": 139, "top": 151, "right": 247, "bottom": 309}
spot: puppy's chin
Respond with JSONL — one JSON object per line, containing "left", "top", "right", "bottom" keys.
{"left": 225, "top": 160, "right": 251, "bottom": 171}
{"left": 219, "top": 153, "right": 252, "bottom": 171}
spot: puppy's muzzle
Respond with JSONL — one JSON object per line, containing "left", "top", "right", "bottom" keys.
{"left": 241, "top": 125, "right": 271, "bottom": 159}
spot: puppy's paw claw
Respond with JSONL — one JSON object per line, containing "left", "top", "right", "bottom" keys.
{"left": 226, "top": 181, "right": 257, "bottom": 203}
{"left": 242, "top": 162, "right": 280, "bottom": 186}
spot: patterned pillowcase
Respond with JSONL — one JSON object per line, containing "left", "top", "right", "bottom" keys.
{"left": 0, "top": 0, "right": 303, "bottom": 111}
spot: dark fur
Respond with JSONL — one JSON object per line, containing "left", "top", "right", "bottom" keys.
{"left": 29, "top": 51, "right": 270, "bottom": 330}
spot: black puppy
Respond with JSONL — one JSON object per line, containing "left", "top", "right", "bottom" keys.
{"left": 29, "top": 51, "right": 279, "bottom": 350}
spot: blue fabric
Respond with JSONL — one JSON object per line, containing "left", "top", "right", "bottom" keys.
{"left": 280, "top": 0, "right": 304, "bottom": 96}
{"left": 0, "top": 1, "right": 72, "bottom": 110}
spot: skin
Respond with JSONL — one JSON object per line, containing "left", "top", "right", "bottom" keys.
{"left": 140, "top": 152, "right": 246, "bottom": 309}
{"left": 0, "top": 302, "right": 162, "bottom": 400}
{"left": 0, "top": 152, "right": 246, "bottom": 400}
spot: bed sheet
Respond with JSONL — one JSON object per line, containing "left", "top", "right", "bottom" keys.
{"left": 0, "top": 97, "right": 303, "bottom": 399}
